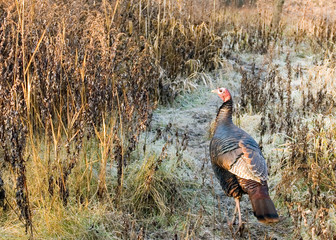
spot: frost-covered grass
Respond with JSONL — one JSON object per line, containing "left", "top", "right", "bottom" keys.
{"left": 1, "top": 0, "right": 336, "bottom": 239}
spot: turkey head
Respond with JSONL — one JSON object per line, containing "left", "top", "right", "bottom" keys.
{"left": 211, "top": 87, "right": 231, "bottom": 102}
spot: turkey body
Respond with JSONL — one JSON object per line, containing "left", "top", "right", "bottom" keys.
{"left": 210, "top": 88, "right": 279, "bottom": 224}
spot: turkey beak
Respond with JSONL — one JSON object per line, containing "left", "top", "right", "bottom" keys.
{"left": 211, "top": 89, "right": 217, "bottom": 93}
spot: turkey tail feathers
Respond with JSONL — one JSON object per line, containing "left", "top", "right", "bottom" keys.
{"left": 250, "top": 197, "right": 279, "bottom": 223}
{"left": 248, "top": 184, "right": 279, "bottom": 224}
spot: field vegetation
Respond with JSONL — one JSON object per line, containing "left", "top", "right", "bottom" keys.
{"left": 0, "top": 0, "right": 335, "bottom": 239}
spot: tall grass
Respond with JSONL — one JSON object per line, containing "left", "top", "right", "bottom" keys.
{"left": 0, "top": 0, "right": 225, "bottom": 237}
{"left": 1, "top": 0, "right": 336, "bottom": 239}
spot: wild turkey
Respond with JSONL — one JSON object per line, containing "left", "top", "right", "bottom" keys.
{"left": 210, "top": 87, "right": 279, "bottom": 230}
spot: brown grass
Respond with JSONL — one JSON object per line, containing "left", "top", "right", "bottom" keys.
{"left": 0, "top": 0, "right": 336, "bottom": 239}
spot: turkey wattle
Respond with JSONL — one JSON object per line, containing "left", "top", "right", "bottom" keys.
{"left": 210, "top": 87, "right": 279, "bottom": 229}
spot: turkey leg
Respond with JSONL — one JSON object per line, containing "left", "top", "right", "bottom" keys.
{"left": 235, "top": 197, "right": 243, "bottom": 229}
{"left": 229, "top": 197, "right": 241, "bottom": 225}
{"left": 233, "top": 198, "right": 244, "bottom": 234}
{"left": 230, "top": 201, "right": 237, "bottom": 225}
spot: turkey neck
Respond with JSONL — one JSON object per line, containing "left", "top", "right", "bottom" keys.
{"left": 215, "top": 99, "right": 233, "bottom": 127}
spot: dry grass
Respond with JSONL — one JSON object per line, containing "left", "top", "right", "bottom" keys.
{"left": 0, "top": 0, "right": 223, "bottom": 237}
{"left": 0, "top": 0, "right": 336, "bottom": 239}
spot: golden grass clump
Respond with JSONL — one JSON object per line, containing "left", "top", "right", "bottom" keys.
{"left": 124, "top": 146, "right": 190, "bottom": 216}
